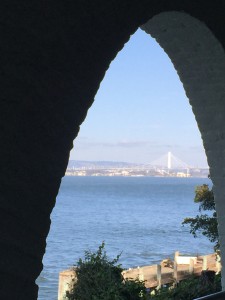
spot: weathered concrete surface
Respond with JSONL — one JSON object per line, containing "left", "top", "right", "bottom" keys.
{"left": 58, "top": 269, "right": 76, "bottom": 300}
{"left": 0, "top": 1, "right": 225, "bottom": 298}
{"left": 123, "top": 254, "right": 218, "bottom": 288}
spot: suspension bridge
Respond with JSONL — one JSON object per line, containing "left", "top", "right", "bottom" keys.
{"left": 145, "top": 152, "right": 193, "bottom": 176}
{"left": 147, "top": 152, "right": 193, "bottom": 170}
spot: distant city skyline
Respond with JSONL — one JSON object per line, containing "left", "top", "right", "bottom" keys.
{"left": 69, "top": 28, "right": 208, "bottom": 168}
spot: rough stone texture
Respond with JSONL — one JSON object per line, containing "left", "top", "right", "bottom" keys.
{"left": 0, "top": 1, "right": 225, "bottom": 298}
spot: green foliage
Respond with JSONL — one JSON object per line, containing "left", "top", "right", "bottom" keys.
{"left": 150, "top": 272, "right": 221, "bottom": 300}
{"left": 121, "top": 278, "right": 149, "bottom": 300}
{"left": 66, "top": 242, "right": 149, "bottom": 300}
{"left": 182, "top": 184, "right": 219, "bottom": 250}
{"left": 194, "top": 184, "right": 215, "bottom": 211}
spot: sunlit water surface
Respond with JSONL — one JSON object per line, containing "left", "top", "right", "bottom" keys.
{"left": 37, "top": 176, "right": 213, "bottom": 299}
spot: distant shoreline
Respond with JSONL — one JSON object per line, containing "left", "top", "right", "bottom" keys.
{"left": 65, "top": 173, "right": 208, "bottom": 178}
{"left": 66, "top": 160, "right": 209, "bottom": 178}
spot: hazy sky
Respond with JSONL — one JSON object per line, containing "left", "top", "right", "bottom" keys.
{"left": 69, "top": 28, "right": 208, "bottom": 168}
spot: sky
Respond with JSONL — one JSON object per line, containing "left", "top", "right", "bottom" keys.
{"left": 69, "top": 28, "right": 208, "bottom": 168}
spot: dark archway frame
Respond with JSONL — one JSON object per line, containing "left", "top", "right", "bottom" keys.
{"left": 0, "top": 2, "right": 225, "bottom": 299}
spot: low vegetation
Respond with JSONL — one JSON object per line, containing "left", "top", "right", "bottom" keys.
{"left": 150, "top": 272, "right": 221, "bottom": 300}
{"left": 66, "top": 242, "right": 148, "bottom": 300}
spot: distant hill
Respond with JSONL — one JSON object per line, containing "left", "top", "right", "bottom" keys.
{"left": 67, "top": 160, "right": 140, "bottom": 169}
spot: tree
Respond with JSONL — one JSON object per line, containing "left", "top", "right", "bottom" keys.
{"left": 182, "top": 184, "right": 219, "bottom": 250}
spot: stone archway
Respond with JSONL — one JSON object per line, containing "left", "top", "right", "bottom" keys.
{"left": 1, "top": 2, "right": 225, "bottom": 299}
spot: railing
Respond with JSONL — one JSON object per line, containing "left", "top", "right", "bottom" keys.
{"left": 194, "top": 291, "right": 225, "bottom": 300}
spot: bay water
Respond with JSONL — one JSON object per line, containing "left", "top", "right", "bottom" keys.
{"left": 37, "top": 176, "right": 213, "bottom": 299}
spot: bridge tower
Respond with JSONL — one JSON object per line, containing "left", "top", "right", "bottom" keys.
{"left": 167, "top": 151, "right": 172, "bottom": 170}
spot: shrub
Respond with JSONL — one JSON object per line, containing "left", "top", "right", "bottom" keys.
{"left": 66, "top": 242, "right": 149, "bottom": 300}
{"left": 150, "top": 271, "right": 221, "bottom": 300}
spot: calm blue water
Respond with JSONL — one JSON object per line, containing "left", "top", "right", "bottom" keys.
{"left": 36, "top": 176, "right": 213, "bottom": 299}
